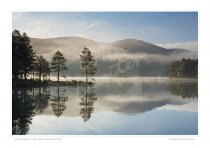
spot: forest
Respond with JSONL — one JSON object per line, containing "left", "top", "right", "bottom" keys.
{"left": 169, "top": 58, "right": 198, "bottom": 78}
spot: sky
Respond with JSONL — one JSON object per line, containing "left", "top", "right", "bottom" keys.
{"left": 12, "top": 12, "right": 198, "bottom": 51}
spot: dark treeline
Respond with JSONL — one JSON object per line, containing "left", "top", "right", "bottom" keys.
{"left": 169, "top": 58, "right": 198, "bottom": 78}
{"left": 12, "top": 30, "right": 97, "bottom": 86}
{"left": 12, "top": 30, "right": 67, "bottom": 84}
{"left": 12, "top": 29, "right": 97, "bottom": 87}
{"left": 13, "top": 30, "right": 36, "bottom": 80}
{"left": 12, "top": 30, "right": 51, "bottom": 84}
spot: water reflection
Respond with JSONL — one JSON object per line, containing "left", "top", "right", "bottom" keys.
{"left": 12, "top": 89, "right": 36, "bottom": 135}
{"left": 170, "top": 80, "right": 198, "bottom": 99}
{"left": 50, "top": 87, "right": 68, "bottom": 117}
{"left": 12, "top": 78, "right": 198, "bottom": 135}
{"left": 34, "top": 87, "right": 50, "bottom": 113}
{"left": 79, "top": 83, "right": 97, "bottom": 122}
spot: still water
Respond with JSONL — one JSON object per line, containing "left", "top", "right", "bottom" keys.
{"left": 12, "top": 77, "right": 198, "bottom": 135}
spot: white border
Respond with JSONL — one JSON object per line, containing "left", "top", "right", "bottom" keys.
{"left": 0, "top": 0, "right": 209, "bottom": 147}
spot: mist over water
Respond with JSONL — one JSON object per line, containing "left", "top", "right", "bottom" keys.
{"left": 12, "top": 77, "right": 198, "bottom": 135}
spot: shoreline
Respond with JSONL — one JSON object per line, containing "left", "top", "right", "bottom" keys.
{"left": 13, "top": 76, "right": 198, "bottom": 88}
{"left": 48, "top": 76, "right": 198, "bottom": 81}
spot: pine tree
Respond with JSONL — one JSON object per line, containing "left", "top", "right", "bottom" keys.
{"left": 21, "top": 32, "right": 36, "bottom": 79}
{"left": 12, "top": 30, "right": 36, "bottom": 80}
{"left": 51, "top": 50, "right": 67, "bottom": 82}
{"left": 80, "top": 47, "right": 97, "bottom": 83}
{"left": 12, "top": 30, "right": 22, "bottom": 80}
{"left": 36, "top": 56, "right": 50, "bottom": 81}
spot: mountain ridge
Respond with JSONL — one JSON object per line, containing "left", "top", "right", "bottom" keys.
{"left": 30, "top": 36, "right": 196, "bottom": 53}
{"left": 29, "top": 37, "right": 198, "bottom": 76}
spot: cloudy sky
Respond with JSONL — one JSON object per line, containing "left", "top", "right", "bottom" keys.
{"left": 12, "top": 12, "right": 198, "bottom": 51}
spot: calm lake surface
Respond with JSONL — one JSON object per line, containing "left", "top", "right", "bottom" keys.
{"left": 12, "top": 77, "right": 198, "bottom": 135}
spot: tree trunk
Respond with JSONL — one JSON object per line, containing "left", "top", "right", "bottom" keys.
{"left": 86, "top": 72, "right": 87, "bottom": 83}
{"left": 86, "top": 57, "right": 87, "bottom": 84}
{"left": 33, "top": 70, "right": 34, "bottom": 80}
{"left": 21, "top": 73, "right": 23, "bottom": 80}
{"left": 58, "top": 61, "right": 60, "bottom": 82}
{"left": 39, "top": 69, "right": 41, "bottom": 82}
{"left": 85, "top": 84, "right": 87, "bottom": 118}
{"left": 58, "top": 70, "right": 59, "bottom": 82}
{"left": 24, "top": 71, "right": 27, "bottom": 80}
{"left": 57, "top": 87, "right": 60, "bottom": 117}
{"left": 32, "top": 88, "right": 34, "bottom": 98}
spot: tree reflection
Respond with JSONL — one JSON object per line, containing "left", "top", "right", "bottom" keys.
{"left": 50, "top": 87, "right": 68, "bottom": 117}
{"left": 79, "top": 82, "right": 97, "bottom": 122}
{"left": 170, "top": 80, "right": 198, "bottom": 99}
{"left": 12, "top": 86, "right": 51, "bottom": 135}
{"left": 12, "top": 88, "right": 36, "bottom": 135}
{"left": 34, "top": 87, "right": 51, "bottom": 113}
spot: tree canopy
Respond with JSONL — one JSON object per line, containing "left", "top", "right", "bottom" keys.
{"left": 12, "top": 30, "right": 36, "bottom": 80}
{"left": 36, "top": 56, "right": 50, "bottom": 81}
{"left": 169, "top": 58, "right": 198, "bottom": 78}
{"left": 80, "top": 47, "right": 97, "bottom": 83}
{"left": 51, "top": 50, "right": 68, "bottom": 82}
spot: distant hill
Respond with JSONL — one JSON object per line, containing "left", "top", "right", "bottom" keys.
{"left": 113, "top": 39, "right": 168, "bottom": 54}
{"left": 30, "top": 37, "right": 198, "bottom": 77}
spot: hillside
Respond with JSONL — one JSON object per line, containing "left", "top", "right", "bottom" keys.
{"left": 30, "top": 37, "right": 198, "bottom": 76}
